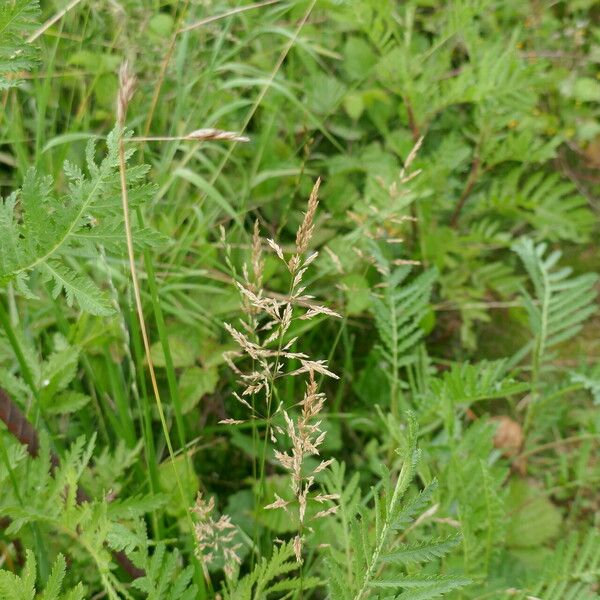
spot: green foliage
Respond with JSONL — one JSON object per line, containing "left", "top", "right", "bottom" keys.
{"left": 0, "top": 0, "right": 598, "bottom": 599}
{"left": 505, "top": 479, "right": 562, "bottom": 549}
{"left": 0, "top": 0, "right": 39, "bottom": 89}
{"left": 223, "top": 541, "right": 315, "bottom": 600}
{"left": 432, "top": 420, "right": 508, "bottom": 583}
{"left": 0, "top": 550, "right": 85, "bottom": 600}
{"left": 108, "top": 521, "right": 197, "bottom": 600}
{"left": 0, "top": 128, "right": 161, "bottom": 315}
{"left": 0, "top": 432, "right": 165, "bottom": 598}
{"left": 372, "top": 266, "right": 437, "bottom": 369}
{"left": 326, "top": 415, "right": 470, "bottom": 600}
{"left": 0, "top": 434, "right": 115, "bottom": 586}
{"left": 512, "top": 238, "right": 598, "bottom": 371}
{"left": 369, "top": 257, "right": 436, "bottom": 414}
{"left": 416, "top": 359, "right": 529, "bottom": 417}
{"left": 525, "top": 530, "right": 600, "bottom": 600}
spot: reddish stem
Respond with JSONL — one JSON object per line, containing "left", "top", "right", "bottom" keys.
{"left": 0, "top": 387, "right": 144, "bottom": 579}
{"left": 450, "top": 154, "right": 481, "bottom": 227}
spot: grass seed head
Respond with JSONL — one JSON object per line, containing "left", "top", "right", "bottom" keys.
{"left": 117, "top": 61, "right": 136, "bottom": 125}
{"left": 294, "top": 177, "right": 321, "bottom": 257}
{"left": 192, "top": 492, "right": 242, "bottom": 579}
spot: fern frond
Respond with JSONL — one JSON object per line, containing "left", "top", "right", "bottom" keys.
{"left": 512, "top": 238, "right": 598, "bottom": 371}
{"left": 372, "top": 574, "right": 471, "bottom": 599}
{"left": 0, "top": 551, "right": 85, "bottom": 600}
{"left": 43, "top": 261, "right": 113, "bottom": 316}
{"left": 431, "top": 420, "right": 508, "bottom": 580}
{"left": 382, "top": 535, "right": 461, "bottom": 564}
{"left": 486, "top": 169, "right": 594, "bottom": 242}
{"left": 372, "top": 267, "right": 437, "bottom": 367}
{"left": 0, "top": 0, "right": 39, "bottom": 89}
{"left": 107, "top": 516, "right": 197, "bottom": 599}
{"left": 424, "top": 360, "right": 528, "bottom": 408}
{"left": 526, "top": 530, "right": 600, "bottom": 600}
{"left": 371, "top": 262, "right": 436, "bottom": 413}
{"left": 0, "top": 432, "right": 164, "bottom": 598}
{"left": 130, "top": 544, "right": 196, "bottom": 600}
{"left": 223, "top": 541, "right": 304, "bottom": 600}
{"left": 0, "top": 128, "right": 162, "bottom": 314}
{"left": 327, "top": 414, "right": 469, "bottom": 600}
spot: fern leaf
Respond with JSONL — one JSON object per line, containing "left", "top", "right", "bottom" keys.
{"left": 385, "top": 574, "right": 472, "bottom": 599}
{"left": 130, "top": 544, "right": 196, "bottom": 600}
{"left": 111, "top": 520, "right": 197, "bottom": 600}
{"left": 382, "top": 535, "right": 461, "bottom": 565}
{"left": 513, "top": 238, "right": 598, "bottom": 370}
{"left": 330, "top": 415, "right": 469, "bottom": 600}
{"left": 424, "top": 360, "right": 528, "bottom": 409}
{"left": 372, "top": 267, "right": 437, "bottom": 367}
{"left": 0, "top": 128, "right": 162, "bottom": 314}
{"left": 526, "top": 530, "right": 600, "bottom": 600}
{"left": 486, "top": 169, "right": 593, "bottom": 242}
{"left": 39, "top": 554, "right": 67, "bottom": 600}
{"left": 0, "top": 551, "right": 85, "bottom": 600}
{"left": 390, "top": 480, "right": 437, "bottom": 533}
{"left": 224, "top": 541, "right": 303, "bottom": 600}
{"left": 0, "top": 0, "right": 39, "bottom": 89}
{"left": 43, "top": 262, "right": 113, "bottom": 316}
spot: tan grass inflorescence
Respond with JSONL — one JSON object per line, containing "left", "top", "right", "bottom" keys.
{"left": 221, "top": 179, "right": 340, "bottom": 561}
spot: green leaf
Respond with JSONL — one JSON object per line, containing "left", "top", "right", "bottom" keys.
{"left": 0, "top": 0, "right": 39, "bottom": 89}
{"left": 0, "top": 128, "right": 160, "bottom": 314}
{"left": 45, "top": 391, "right": 91, "bottom": 415}
{"left": 343, "top": 92, "right": 365, "bottom": 120}
{"left": 179, "top": 366, "right": 218, "bottom": 413}
{"left": 43, "top": 262, "right": 113, "bottom": 316}
{"left": 513, "top": 238, "right": 598, "bottom": 368}
{"left": 0, "top": 550, "right": 85, "bottom": 600}
{"left": 506, "top": 479, "right": 562, "bottom": 548}
{"left": 342, "top": 273, "right": 371, "bottom": 315}
{"left": 343, "top": 37, "right": 377, "bottom": 80}
{"left": 572, "top": 77, "right": 600, "bottom": 103}
{"left": 158, "top": 454, "right": 199, "bottom": 515}
{"left": 149, "top": 13, "right": 174, "bottom": 37}
{"left": 382, "top": 535, "right": 461, "bottom": 565}
{"left": 150, "top": 335, "right": 196, "bottom": 368}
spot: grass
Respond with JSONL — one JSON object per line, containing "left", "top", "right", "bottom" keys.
{"left": 0, "top": 0, "right": 599, "bottom": 599}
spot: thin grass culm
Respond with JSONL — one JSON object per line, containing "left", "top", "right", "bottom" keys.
{"left": 2, "top": 2, "right": 600, "bottom": 598}
{"left": 116, "top": 60, "right": 212, "bottom": 595}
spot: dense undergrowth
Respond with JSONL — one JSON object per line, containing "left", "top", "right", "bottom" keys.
{"left": 0, "top": 0, "right": 599, "bottom": 598}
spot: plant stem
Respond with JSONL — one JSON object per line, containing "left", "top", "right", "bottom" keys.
{"left": 450, "top": 153, "right": 480, "bottom": 227}
{"left": 117, "top": 123, "right": 210, "bottom": 596}
{"left": 353, "top": 450, "right": 414, "bottom": 600}
{"left": 0, "top": 300, "right": 37, "bottom": 399}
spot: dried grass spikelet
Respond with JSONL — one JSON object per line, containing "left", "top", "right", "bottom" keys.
{"left": 191, "top": 492, "right": 242, "bottom": 579}
{"left": 400, "top": 135, "right": 423, "bottom": 181}
{"left": 288, "top": 178, "right": 321, "bottom": 274}
{"left": 222, "top": 180, "right": 339, "bottom": 414}
{"left": 295, "top": 178, "right": 320, "bottom": 256}
{"left": 117, "top": 61, "right": 136, "bottom": 126}
{"left": 221, "top": 181, "right": 340, "bottom": 561}
{"left": 185, "top": 128, "right": 249, "bottom": 143}
{"left": 347, "top": 136, "right": 424, "bottom": 263}
{"left": 251, "top": 219, "right": 264, "bottom": 290}
{"left": 266, "top": 375, "right": 339, "bottom": 562}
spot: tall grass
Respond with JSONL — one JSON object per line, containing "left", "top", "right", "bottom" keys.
{"left": 0, "top": 1, "right": 599, "bottom": 598}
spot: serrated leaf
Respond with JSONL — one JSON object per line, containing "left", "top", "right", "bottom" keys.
{"left": 45, "top": 391, "right": 91, "bottom": 415}
{"left": 382, "top": 535, "right": 461, "bottom": 564}
{"left": 43, "top": 262, "right": 113, "bottom": 316}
